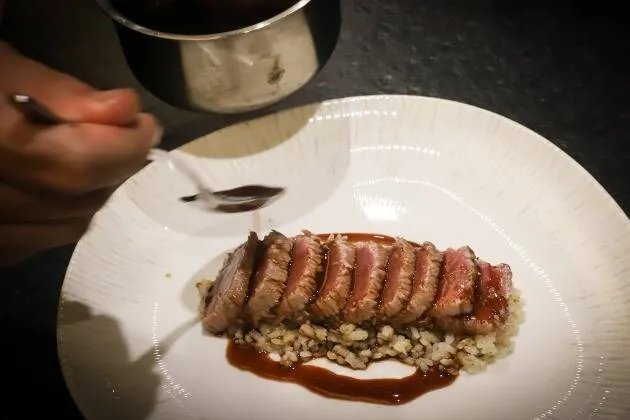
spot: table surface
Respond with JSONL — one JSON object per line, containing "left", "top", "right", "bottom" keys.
{"left": 1, "top": 0, "right": 628, "bottom": 417}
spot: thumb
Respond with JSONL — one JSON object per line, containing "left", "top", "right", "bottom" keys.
{"left": 0, "top": 42, "right": 141, "bottom": 126}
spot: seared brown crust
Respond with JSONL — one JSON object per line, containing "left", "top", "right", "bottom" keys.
{"left": 343, "top": 241, "right": 390, "bottom": 324}
{"left": 275, "top": 232, "right": 325, "bottom": 322}
{"left": 427, "top": 246, "right": 477, "bottom": 318}
{"left": 378, "top": 238, "right": 416, "bottom": 319}
{"left": 245, "top": 231, "right": 293, "bottom": 326}
{"left": 201, "top": 232, "right": 260, "bottom": 334}
{"left": 392, "top": 242, "right": 443, "bottom": 324}
{"left": 309, "top": 236, "right": 356, "bottom": 322}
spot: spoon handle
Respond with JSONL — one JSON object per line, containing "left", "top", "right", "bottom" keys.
{"left": 9, "top": 94, "right": 67, "bottom": 125}
{"left": 147, "top": 148, "right": 212, "bottom": 196}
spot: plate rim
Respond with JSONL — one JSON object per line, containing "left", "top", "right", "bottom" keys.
{"left": 56, "top": 94, "right": 630, "bottom": 419}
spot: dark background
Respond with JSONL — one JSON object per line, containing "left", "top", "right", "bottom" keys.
{"left": 1, "top": 0, "right": 628, "bottom": 417}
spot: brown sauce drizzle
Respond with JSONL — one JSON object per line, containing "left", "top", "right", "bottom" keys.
{"left": 227, "top": 342, "right": 456, "bottom": 405}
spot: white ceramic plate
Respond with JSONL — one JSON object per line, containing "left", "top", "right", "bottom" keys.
{"left": 57, "top": 95, "right": 630, "bottom": 420}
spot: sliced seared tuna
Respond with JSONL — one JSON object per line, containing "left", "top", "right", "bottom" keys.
{"left": 343, "top": 241, "right": 390, "bottom": 324}
{"left": 428, "top": 246, "right": 477, "bottom": 318}
{"left": 199, "top": 229, "right": 516, "bottom": 337}
{"left": 245, "top": 231, "right": 293, "bottom": 326}
{"left": 378, "top": 238, "right": 416, "bottom": 319}
{"left": 201, "top": 232, "right": 261, "bottom": 334}
{"left": 275, "top": 232, "right": 325, "bottom": 322}
{"left": 437, "top": 260, "right": 513, "bottom": 334}
{"left": 392, "top": 242, "right": 442, "bottom": 324}
{"left": 310, "top": 236, "right": 356, "bottom": 322}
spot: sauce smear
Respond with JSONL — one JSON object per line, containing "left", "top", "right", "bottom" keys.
{"left": 227, "top": 342, "right": 456, "bottom": 405}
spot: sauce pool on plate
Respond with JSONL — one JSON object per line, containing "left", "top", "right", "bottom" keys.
{"left": 226, "top": 341, "right": 456, "bottom": 405}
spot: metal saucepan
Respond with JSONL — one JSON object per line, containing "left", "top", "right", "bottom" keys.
{"left": 95, "top": 0, "right": 341, "bottom": 114}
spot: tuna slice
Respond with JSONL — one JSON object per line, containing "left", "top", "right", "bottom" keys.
{"left": 428, "top": 246, "right": 477, "bottom": 318}
{"left": 437, "top": 260, "right": 513, "bottom": 334}
{"left": 392, "top": 242, "right": 443, "bottom": 324}
{"left": 343, "top": 241, "right": 390, "bottom": 324}
{"left": 245, "top": 231, "right": 293, "bottom": 326}
{"left": 310, "top": 236, "right": 356, "bottom": 322}
{"left": 201, "top": 232, "right": 261, "bottom": 334}
{"left": 378, "top": 238, "right": 416, "bottom": 319}
{"left": 275, "top": 233, "right": 325, "bottom": 322}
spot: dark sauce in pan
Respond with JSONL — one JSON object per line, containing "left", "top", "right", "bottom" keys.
{"left": 227, "top": 232, "right": 457, "bottom": 405}
{"left": 226, "top": 342, "right": 456, "bottom": 405}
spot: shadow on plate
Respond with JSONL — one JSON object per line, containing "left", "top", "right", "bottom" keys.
{"left": 59, "top": 301, "right": 198, "bottom": 420}
{"left": 177, "top": 103, "right": 321, "bottom": 159}
{"left": 124, "top": 102, "right": 352, "bottom": 237}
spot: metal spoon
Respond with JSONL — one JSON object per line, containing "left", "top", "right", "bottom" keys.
{"left": 8, "top": 93, "right": 285, "bottom": 213}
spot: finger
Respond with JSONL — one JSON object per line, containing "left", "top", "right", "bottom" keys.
{"left": 0, "top": 183, "right": 115, "bottom": 223}
{"left": 0, "top": 113, "right": 159, "bottom": 194}
{"left": 48, "top": 88, "right": 142, "bottom": 127}
{"left": 0, "top": 217, "right": 92, "bottom": 267}
{"left": 0, "top": 42, "right": 141, "bottom": 126}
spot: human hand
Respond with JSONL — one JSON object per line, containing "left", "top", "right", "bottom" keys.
{"left": 0, "top": 41, "right": 160, "bottom": 266}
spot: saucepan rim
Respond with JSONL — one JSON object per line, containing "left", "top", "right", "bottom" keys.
{"left": 95, "top": 0, "right": 313, "bottom": 41}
